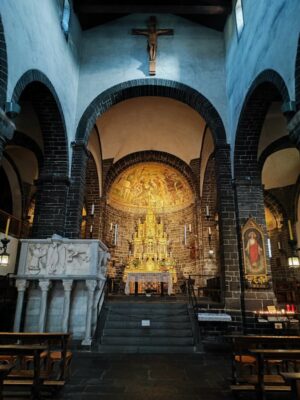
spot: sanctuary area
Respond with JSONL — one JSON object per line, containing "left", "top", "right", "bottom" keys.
{"left": 0, "top": 1, "right": 299, "bottom": 399}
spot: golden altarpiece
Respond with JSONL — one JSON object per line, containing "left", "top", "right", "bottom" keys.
{"left": 123, "top": 208, "right": 177, "bottom": 294}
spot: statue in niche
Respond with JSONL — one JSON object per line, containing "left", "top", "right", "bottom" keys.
{"left": 28, "top": 244, "right": 47, "bottom": 274}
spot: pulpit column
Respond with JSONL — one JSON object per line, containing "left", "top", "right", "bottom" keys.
{"left": 38, "top": 279, "right": 51, "bottom": 332}
{"left": 62, "top": 279, "right": 73, "bottom": 333}
{"left": 82, "top": 279, "right": 97, "bottom": 345}
{"left": 13, "top": 279, "right": 28, "bottom": 332}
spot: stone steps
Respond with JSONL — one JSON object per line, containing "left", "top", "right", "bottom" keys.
{"left": 105, "top": 320, "right": 192, "bottom": 329}
{"left": 94, "top": 344, "right": 196, "bottom": 354}
{"left": 103, "top": 328, "right": 193, "bottom": 337}
{"left": 96, "top": 300, "right": 195, "bottom": 353}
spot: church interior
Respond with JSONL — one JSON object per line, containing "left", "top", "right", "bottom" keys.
{"left": 0, "top": 1, "right": 300, "bottom": 399}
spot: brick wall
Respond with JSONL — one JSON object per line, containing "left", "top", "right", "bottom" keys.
{"left": 84, "top": 154, "right": 101, "bottom": 239}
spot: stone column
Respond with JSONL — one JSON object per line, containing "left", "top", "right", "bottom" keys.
{"left": 0, "top": 107, "right": 15, "bottom": 162}
{"left": 65, "top": 141, "right": 89, "bottom": 238}
{"left": 214, "top": 145, "right": 242, "bottom": 315}
{"left": 38, "top": 279, "right": 51, "bottom": 332}
{"left": 13, "top": 279, "right": 28, "bottom": 332}
{"left": 82, "top": 280, "right": 97, "bottom": 346}
{"left": 62, "top": 279, "right": 73, "bottom": 333}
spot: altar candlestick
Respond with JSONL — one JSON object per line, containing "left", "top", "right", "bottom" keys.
{"left": 5, "top": 217, "right": 10, "bottom": 238}
{"left": 91, "top": 204, "right": 95, "bottom": 216}
{"left": 277, "top": 241, "right": 281, "bottom": 250}
{"left": 205, "top": 205, "right": 210, "bottom": 218}
{"left": 188, "top": 224, "right": 192, "bottom": 233}
{"left": 208, "top": 227, "right": 212, "bottom": 236}
{"left": 267, "top": 238, "right": 272, "bottom": 258}
{"left": 288, "top": 220, "right": 294, "bottom": 241}
{"left": 114, "top": 224, "right": 118, "bottom": 246}
{"left": 90, "top": 225, "right": 93, "bottom": 233}
{"left": 110, "top": 222, "right": 113, "bottom": 231}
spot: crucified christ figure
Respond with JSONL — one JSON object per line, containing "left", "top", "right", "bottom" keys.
{"left": 132, "top": 16, "right": 173, "bottom": 74}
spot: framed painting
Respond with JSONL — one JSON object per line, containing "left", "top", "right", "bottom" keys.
{"left": 241, "top": 218, "right": 268, "bottom": 288}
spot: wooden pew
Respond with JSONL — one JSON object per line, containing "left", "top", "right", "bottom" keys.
{"left": 0, "top": 332, "right": 72, "bottom": 381}
{"left": 226, "top": 334, "right": 300, "bottom": 384}
{"left": 250, "top": 349, "right": 300, "bottom": 400}
{"left": 0, "top": 344, "right": 47, "bottom": 400}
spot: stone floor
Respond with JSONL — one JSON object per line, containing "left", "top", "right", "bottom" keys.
{"left": 3, "top": 351, "right": 294, "bottom": 400}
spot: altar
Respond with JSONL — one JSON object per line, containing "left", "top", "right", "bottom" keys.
{"left": 125, "top": 272, "right": 173, "bottom": 295}
{"left": 123, "top": 208, "right": 177, "bottom": 295}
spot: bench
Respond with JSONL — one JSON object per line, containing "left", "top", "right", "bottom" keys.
{"left": 249, "top": 349, "right": 300, "bottom": 400}
{"left": 226, "top": 334, "right": 300, "bottom": 384}
{"left": 0, "top": 344, "right": 48, "bottom": 400}
{"left": 0, "top": 332, "right": 72, "bottom": 381}
{"left": 280, "top": 372, "right": 300, "bottom": 400}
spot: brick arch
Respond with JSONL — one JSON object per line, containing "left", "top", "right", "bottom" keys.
{"left": 295, "top": 35, "right": 300, "bottom": 109}
{"left": 0, "top": 15, "right": 8, "bottom": 106}
{"left": 234, "top": 69, "right": 290, "bottom": 181}
{"left": 104, "top": 151, "right": 198, "bottom": 200}
{"left": 75, "top": 79, "right": 227, "bottom": 147}
{"left": 11, "top": 70, "right": 69, "bottom": 237}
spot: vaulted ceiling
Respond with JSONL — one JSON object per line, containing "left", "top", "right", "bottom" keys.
{"left": 73, "top": 0, "right": 232, "bottom": 31}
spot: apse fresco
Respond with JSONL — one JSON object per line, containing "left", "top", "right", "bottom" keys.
{"left": 108, "top": 162, "right": 194, "bottom": 213}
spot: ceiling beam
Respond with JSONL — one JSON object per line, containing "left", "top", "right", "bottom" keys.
{"left": 76, "top": 5, "right": 230, "bottom": 15}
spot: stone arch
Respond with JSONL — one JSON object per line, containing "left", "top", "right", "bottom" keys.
{"left": 11, "top": 69, "right": 69, "bottom": 238}
{"left": 104, "top": 150, "right": 198, "bottom": 199}
{"left": 0, "top": 14, "right": 8, "bottom": 106}
{"left": 76, "top": 79, "right": 227, "bottom": 147}
{"left": 234, "top": 69, "right": 290, "bottom": 182}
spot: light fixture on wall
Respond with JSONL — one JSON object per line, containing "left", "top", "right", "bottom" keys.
{"left": 0, "top": 237, "right": 10, "bottom": 267}
{"left": 288, "top": 256, "right": 300, "bottom": 268}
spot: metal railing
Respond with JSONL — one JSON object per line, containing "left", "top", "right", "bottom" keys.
{"left": 0, "top": 209, "right": 31, "bottom": 238}
{"left": 187, "top": 274, "right": 222, "bottom": 307}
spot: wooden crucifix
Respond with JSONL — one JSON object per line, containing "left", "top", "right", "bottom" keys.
{"left": 132, "top": 16, "right": 173, "bottom": 76}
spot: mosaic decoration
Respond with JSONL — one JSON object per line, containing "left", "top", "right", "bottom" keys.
{"left": 108, "top": 162, "right": 194, "bottom": 213}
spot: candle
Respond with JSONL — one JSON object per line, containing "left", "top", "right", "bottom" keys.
{"left": 188, "top": 224, "right": 192, "bottom": 233}
{"left": 288, "top": 220, "right": 294, "bottom": 241}
{"left": 277, "top": 241, "right": 281, "bottom": 250}
{"left": 205, "top": 205, "right": 209, "bottom": 217}
{"left": 91, "top": 204, "right": 95, "bottom": 215}
{"left": 184, "top": 225, "right": 187, "bottom": 245}
{"left": 5, "top": 217, "right": 10, "bottom": 238}
{"left": 110, "top": 222, "right": 113, "bottom": 231}
{"left": 90, "top": 225, "right": 93, "bottom": 233}
{"left": 267, "top": 238, "right": 272, "bottom": 258}
{"left": 208, "top": 227, "right": 212, "bottom": 236}
{"left": 114, "top": 224, "right": 118, "bottom": 245}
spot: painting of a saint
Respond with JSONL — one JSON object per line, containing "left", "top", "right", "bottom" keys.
{"left": 242, "top": 219, "right": 267, "bottom": 277}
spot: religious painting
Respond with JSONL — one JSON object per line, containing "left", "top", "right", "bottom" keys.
{"left": 108, "top": 162, "right": 194, "bottom": 213}
{"left": 241, "top": 218, "right": 268, "bottom": 288}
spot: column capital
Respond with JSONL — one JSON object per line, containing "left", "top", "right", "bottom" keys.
{"left": 39, "top": 279, "right": 51, "bottom": 291}
{"left": 15, "top": 279, "right": 28, "bottom": 291}
{"left": 62, "top": 279, "right": 73, "bottom": 291}
{"left": 86, "top": 279, "right": 97, "bottom": 292}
